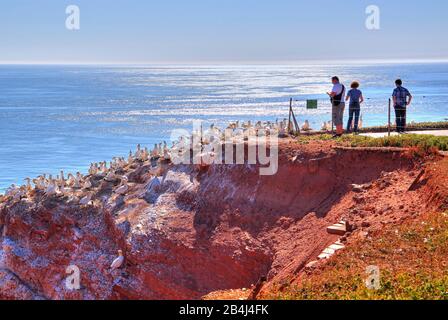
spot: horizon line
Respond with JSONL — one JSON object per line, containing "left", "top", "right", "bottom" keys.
{"left": 1, "top": 58, "right": 448, "bottom": 66}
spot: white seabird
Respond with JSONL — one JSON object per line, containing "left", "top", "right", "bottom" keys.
{"left": 83, "top": 179, "right": 92, "bottom": 190}
{"left": 115, "top": 177, "right": 129, "bottom": 195}
{"left": 104, "top": 171, "right": 117, "bottom": 182}
{"left": 74, "top": 172, "right": 82, "bottom": 189}
{"left": 67, "top": 174, "right": 75, "bottom": 187}
{"left": 151, "top": 144, "right": 161, "bottom": 158}
{"left": 321, "top": 122, "right": 327, "bottom": 131}
{"left": 135, "top": 144, "right": 142, "bottom": 159}
{"left": 301, "top": 120, "right": 311, "bottom": 131}
{"left": 24, "top": 178, "right": 33, "bottom": 192}
{"left": 60, "top": 170, "right": 66, "bottom": 185}
{"left": 79, "top": 193, "right": 92, "bottom": 206}
{"left": 45, "top": 180, "right": 58, "bottom": 196}
{"left": 110, "top": 250, "right": 124, "bottom": 270}
{"left": 89, "top": 163, "right": 98, "bottom": 176}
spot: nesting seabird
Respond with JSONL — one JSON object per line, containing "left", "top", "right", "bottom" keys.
{"left": 302, "top": 120, "right": 311, "bottom": 131}
{"left": 79, "top": 193, "right": 92, "bottom": 206}
{"left": 110, "top": 250, "right": 124, "bottom": 270}
{"left": 83, "top": 179, "right": 92, "bottom": 190}
{"left": 45, "top": 180, "right": 58, "bottom": 196}
{"left": 115, "top": 177, "right": 129, "bottom": 195}
{"left": 105, "top": 171, "right": 117, "bottom": 182}
{"left": 24, "top": 178, "right": 32, "bottom": 192}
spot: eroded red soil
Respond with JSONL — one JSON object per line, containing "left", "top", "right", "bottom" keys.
{"left": 0, "top": 139, "right": 445, "bottom": 300}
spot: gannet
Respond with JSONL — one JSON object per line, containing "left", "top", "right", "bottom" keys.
{"left": 278, "top": 125, "right": 287, "bottom": 137}
{"left": 302, "top": 120, "right": 311, "bottom": 131}
{"left": 24, "top": 178, "right": 32, "bottom": 192}
{"left": 58, "top": 173, "right": 66, "bottom": 189}
{"left": 5, "top": 184, "right": 17, "bottom": 197}
{"left": 105, "top": 171, "right": 117, "bottom": 182}
{"left": 163, "top": 148, "right": 171, "bottom": 160}
{"left": 321, "top": 122, "right": 327, "bottom": 131}
{"left": 135, "top": 144, "right": 142, "bottom": 159}
{"left": 110, "top": 250, "right": 124, "bottom": 270}
{"left": 13, "top": 187, "right": 25, "bottom": 201}
{"left": 67, "top": 195, "right": 80, "bottom": 204}
{"left": 89, "top": 163, "right": 98, "bottom": 175}
{"left": 142, "top": 147, "right": 149, "bottom": 161}
{"left": 79, "top": 193, "right": 92, "bottom": 206}
{"left": 83, "top": 179, "right": 92, "bottom": 190}
{"left": 33, "top": 178, "right": 42, "bottom": 190}
{"left": 67, "top": 174, "right": 75, "bottom": 187}
{"left": 196, "top": 152, "right": 216, "bottom": 165}
{"left": 99, "top": 162, "right": 108, "bottom": 174}
{"left": 74, "top": 172, "right": 82, "bottom": 188}
{"left": 115, "top": 177, "right": 129, "bottom": 195}
{"left": 45, "top": 180, "right": 58, "bottom": 196}
{"left": 34, "top": 176, "right": 46, "bottom": 190}
{"left": 151, "top": 144, "right": 160, "bottom": 158}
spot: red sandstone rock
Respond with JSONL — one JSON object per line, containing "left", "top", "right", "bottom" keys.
{"left": 1, "top": 140, "right": 446, "bottom": 300}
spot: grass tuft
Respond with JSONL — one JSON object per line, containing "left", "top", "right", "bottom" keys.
{"left": 297, "top": 134, "right": 448, "bottom": 153}
{"left": 266, "top": 211, "right": 448, "bottom": 300}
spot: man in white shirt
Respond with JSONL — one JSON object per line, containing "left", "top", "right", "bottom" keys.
{"left": 327, "top": 76, "right": 346, "bottom": 137}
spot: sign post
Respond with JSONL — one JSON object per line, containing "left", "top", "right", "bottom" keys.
{"left": 388, "top": 98, "right": 391, "bottom": 137}
{"left": 288, "top": 98, "right": 300, "bottom": 135}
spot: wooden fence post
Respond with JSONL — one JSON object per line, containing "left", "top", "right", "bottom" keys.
{"left": 388, "top": 98, "right": 391, "bottom": 137}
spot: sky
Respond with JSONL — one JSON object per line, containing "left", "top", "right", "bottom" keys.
{"left": 1, "top": 0, "right": 448, "bottom": 64}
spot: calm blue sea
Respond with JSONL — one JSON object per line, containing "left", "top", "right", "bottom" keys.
{"left": 1, "top": 63, "right": 448, "bottom": 192}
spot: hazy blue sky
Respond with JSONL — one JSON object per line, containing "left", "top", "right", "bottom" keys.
{"left": 1, "top": 0, "right": 447, "bottom": 63}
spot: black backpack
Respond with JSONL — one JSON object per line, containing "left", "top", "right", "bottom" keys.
{"left": 331, "top": 85, "right": 345, "bottom": 106}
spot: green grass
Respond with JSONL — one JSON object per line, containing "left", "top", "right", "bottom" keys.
{"left": 357, "top": 121, "right": 448, "bottom": 133}
{"left": 341, "top": 134, "right": 448, "bottom": 151}
{"left": 266, "top": 211, "right": 448, "bottom": 300}
{"left": 297, "top": 134, "right": 448, "bottom": 152}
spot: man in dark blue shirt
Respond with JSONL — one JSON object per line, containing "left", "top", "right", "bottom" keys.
{"left": 392, "top": 79, "right": 413, "bottom": 133}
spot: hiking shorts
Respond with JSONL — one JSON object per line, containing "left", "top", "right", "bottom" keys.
{"left": 332, "top": 102, "right": 345, "bottom": 127}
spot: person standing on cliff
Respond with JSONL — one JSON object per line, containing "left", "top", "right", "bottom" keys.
{"left": 327, "top": 76, "right": 346, "bottom": 137}
{"left": 345, "top": 81, "right": 364, "bottom": 134}
{"left": 392, "top": 79, "right": 413, "bottom": 133}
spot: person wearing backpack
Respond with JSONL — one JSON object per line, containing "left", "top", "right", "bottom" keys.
{"left": 327, "top": 76, "right": 346, "bottom": 137}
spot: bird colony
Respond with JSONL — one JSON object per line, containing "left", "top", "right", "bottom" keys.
{"left": 0, "top": 119, "right": 330, "bottom": 203}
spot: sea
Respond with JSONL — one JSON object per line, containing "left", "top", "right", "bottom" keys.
{"left": 1, "top": 63, "right": 448, "bottom": 192}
